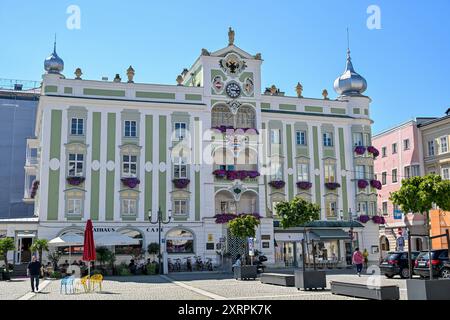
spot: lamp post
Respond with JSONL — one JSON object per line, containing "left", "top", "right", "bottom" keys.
{"left": 148, "top": 207, "right": 172, "bottom": 275}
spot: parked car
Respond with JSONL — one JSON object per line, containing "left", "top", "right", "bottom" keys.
{"left": 414, "top": 249, "right": 449, "bottom": 278}
{"left": 440, "top": 260, "right": 450, "bottom": 279}
{"left": 380, "top": 251, "right": 419, "bottom": 279}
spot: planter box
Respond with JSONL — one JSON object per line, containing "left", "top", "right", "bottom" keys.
{"left": 295, "top": 270, "right": 326, "bottom": 290}
{"left": 234, "top": 266, "right": 257, "bottom": 280}
{"left": 1, "top": 271, "right": 11, "bottom": 281}
{"left": 331, "top": 281, "right": 399, "bottom": 300}
{"left": 407, "top": 279, "right": 450, "bottom": 300}
{"left": 261, "top": 273, "right": 295, "bottom": 287}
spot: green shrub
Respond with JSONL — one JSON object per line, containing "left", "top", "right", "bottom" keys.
{"left": 146, "top": 263, "right": 156, "bottom": 275}
{"left": 119, "top": 268, "right": 131, "bottom": 276}
{"left": 91, "top": 269, "right": 104, "bottom": 276}
{"left": 50, "top": 271, "right": 62, "bottom": 279}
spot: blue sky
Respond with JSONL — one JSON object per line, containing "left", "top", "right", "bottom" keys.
{"left": 0, "top": 0, "right": 448, "bottom": 133}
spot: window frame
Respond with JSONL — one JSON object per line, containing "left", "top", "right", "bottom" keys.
{"left": 68, "top": 153, "right": 84, "bottom": 177}
{"left": 382, "top": 147, "right": 387, "bottom": 157}
{"left": 381, "top": 172, "right": 387, "bottom": 185}
{"left": 70, "top": 118, "right": 84, "bottom": 136}
{"left": 324, "top": 164, "right": 336, "bottom": 183}
{"left": 173, "top": 199, "right": 188, "bottom": 216}
{"left": 403, "top": 139, "right": 410, "bottom": 151}
{"left": 124, "top": 120, "right": 137, "bottom": 138}
{"left": 392, "top": 143, "right": 397, "bottom": 154}
{"left": 323, "top": 132, "right": 333, "bottom": 147}
{"left": 392, "top": 168, "right": 398, "bottom": 183}
{"left": 121, "top": 198, "right": 137, "bottom": 216}
{"left": 296, "top": 162, "right": 309, "bottom": 182}
{"left": 296, "top": 130, "right": 307, "bottom": 146}
{"left": 174, "top": 122, "right": 187, "bottom": 141}
{"left": 67, "top": 198, "right": 82, "bottom": 216}
{"left": 440, "top": 136, "right": 448, "bottom": 154}
{"left": 173, "top": 156, "right": 187, "bottom": 179}
{"left": 428, "top": 140, "right": 435, "bottom": 156}
{"left": 270, "top": 129, "right": 281, "bottom": 144}
{"left": 122, "top": 154, "right": 138, "bottom": 177}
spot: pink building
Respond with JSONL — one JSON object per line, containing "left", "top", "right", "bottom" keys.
{"left": 372, "top": 120, "right": 427, "bottom": 255}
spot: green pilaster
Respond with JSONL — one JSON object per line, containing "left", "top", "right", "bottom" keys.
{"left": 194, "top": 117, "right": 200, "bottom": 221}
{"left": 195, "top": 172, "right": 200, "bottom": 221}
{"left": 145, "top": 115, "right": 153, "bottom": 216}
{"left": 47, "top": 110, "right": 62, "bottom": 221}
{"left": 286, "top": 124, "right": 294, "bottom": 200}
{"left": 90, "top": 112, "right": 101, "bottom": 220}
{"left": 339, "top": 128, "right": 349, "bottom": 218}
{"left": 105, "top": 113, "right": 116, "bottom": 221}
{"left": 159, "top": 116, "right": 167, "bottom": 219}
{"left": 312, "top": 126, "right": 321, "bottom": 205}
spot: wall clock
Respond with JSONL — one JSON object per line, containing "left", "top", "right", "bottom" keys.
{"left": 225, "top": 81, "right": 241, "bottom": 99}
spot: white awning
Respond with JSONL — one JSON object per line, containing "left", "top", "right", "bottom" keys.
{"left": 48, "top": 234, "right": 84, "bottom": 246}
{"left": 17, "top": 233, "right": 36, "bottom": 238}
{"left": 94, "top": 232, "right": 140, "bottom": 246}
{"left": 274, "top": 233, "right": 304, "bottom": 242}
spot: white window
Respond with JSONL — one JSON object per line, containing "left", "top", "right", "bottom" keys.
{"left": 122, "top": 154, "right": 137, "bottom": 177}
{"left": 324, "top": 164, "right": 336, "bottom": 183}
{"left": 296, "top": 130, "right": 307, "bottom": 146}
{"left": 68, "top": 154, "right": 84, "bottom": 177}
{"left": 173, "top": 200, "right": 188, "bottom": 216}
{"left": 428, "top": 140, "right": 435, "bottom": 156}
{"left": 368, "top": 166, "right": 374, "bottom": 180}
{"left": 355, "top": 165, "right": 365, "bottom": 180}
{"left": 122, "top": 199, "right": 137, "bottom": 216}
{"left": 270, "top": 129, "right": 281, "bottom": 144}
{"left": 173, "top": 157, "right": 187, "bottom": 179}
{"left": 272, "top": 201, "right": 280, "bottom": 216}
{"left": 352, "top": 133, "right": 363, "bottom": 146}
{"left": 67, "top": 199, "right": 82, "bottom": 216}
{"left": 174, "top": 122, "right": 187, "bottom": 141}
{"left": 270, "top": 161, "right": 283, "bottom": 180}
{"left": 392, "top": 169, "right": 398, "bottom": 183}
{"left": 297, "top": 163, "right": 309, "bottom": 182}
{"left": 382, "top": 147, "right": 387, "bottom": 157}
{"left": 404, "top": 166, "right": 411, "bottom": 179}
{"left": 369, "top": 202, "right": 376, "bottom": 215}
{"left": 323, "top": 132, "right": 333, "bottom": 147}
{"left": 124, "top": 120, "right": 137, "bottom": 137}
{"left": 358, "top": 202, "right": 368, "bottom": 215}
{"left": 71, "top": 118, "right": 84, "bottom": 135}
{"left": 382, "top": 172, "right": 387, "bottom": 185}
{"left": 403, "top": 139, "right": 410, "bottom": 150}
{"left": 382, "top": 201, "right": 388, "bottom": 215}
{"left": 392, "top": 143, "right": 397, "bottom": 154}
{"left": 326, "top": 201, "right": 337, "bottom": 218}
{"left": 442, "top": 168, "right": 450, "bottom": 180}
{"left": 440, "top": 137, "right": 448, "bottom": 153}
{"left": 363, "top": 133, "right": 371, "bottom": 146}
{"left": 411, "top": 165, "right": 420, "bottom": 177}
{"left": 220, "top": 200, "right": 236, "bottom": 214}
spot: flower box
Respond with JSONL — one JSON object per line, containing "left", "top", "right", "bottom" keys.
{"left": 367, "top": 146, "right": 380, "bottom": 158}
{"left": 358, "top": 215, "right": 370, "bottom": 223}
{"left": 213, "top": 170, "right": 260, "bottom": 180}
{"left": 269, "top": 180, "right": 285, "bottom": 189}
{"left": 296, "top": 181, "right": 312, "bottom": 190}
{"left": 121, "top": 177, "right": 140, "bottom": 188}
{"left": 212, "top": 126, "right": 259, "bottom": 135}
{"left": 372, "top": 215, "right": 386, "bottom": 224}
{"left": 325, "top": 182, "right": 341, "bottom": 190}
{"left": 172, "top": 178, "right": 190, "bottom": 188}
{"left": 30, "top": 180, "right": 40, "bottom": 199}
{"left": 357, "top": 179, "right": 369, "bottom": 189}
{"left": 354, "top": 146, "right": 366, "bottom": 155}
{"left": 212, "top": 169, "right": 227, "bottom": 178}
{"left": 214, "top": 213, "right": 238, "bottom": 224}
{"left": 370, "top": 179, "right": 382, "bottom": 190}
{"left": 66, "top": 176, "right": 85, "bottom": 186}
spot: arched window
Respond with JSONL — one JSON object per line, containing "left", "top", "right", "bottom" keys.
{"left": 236, "top": 105, "right": 256, "bottom": 129}
{"left": 380, "top": 236, "right": 390, "bottom": 252}
{"left": 115, "top": 228, "right": 144, "bottom": 255}
{"left": 166, "top": 229, "right": 194, "bottom": 254}
{"left": 211, "top": 105, "right": 233, "bottom": 128}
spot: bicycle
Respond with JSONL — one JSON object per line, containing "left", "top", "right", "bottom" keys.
{"left": 194, "top": 256, "right": 204, "bottom": 271}
{"left": 204, "top": 257, "right": 213, "bottom": 271}
{"left": 167, "top": 258, "right": 174, "bottom": 272}
{"left": 174, "top": 258, "right": 182, "bottom": 272}
{"left": 184, "top": 257, "right": 193, "bottom": 272}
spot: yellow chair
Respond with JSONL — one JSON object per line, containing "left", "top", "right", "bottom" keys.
{"left": 80, "top": 275, "right": 90, "bottom": 293}
{"left": 90, "top": 274, "right": 103, "bottom": 292}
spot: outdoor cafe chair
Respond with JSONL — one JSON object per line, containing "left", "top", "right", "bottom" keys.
{"left": 90, "top": 274, "right": 103, "bottom": 291}
{"left": 80, "top": 275, "right": 90, "bottom": 292}
{"left": 60, "top": 276, "right": 75, "bottom": 294}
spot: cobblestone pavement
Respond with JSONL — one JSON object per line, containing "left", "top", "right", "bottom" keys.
{"left": 0, "top": 269, "right": 412, "bottom": 300}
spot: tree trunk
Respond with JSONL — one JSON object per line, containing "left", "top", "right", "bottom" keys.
{"left": 4, "top": 255, "right": 8, "bottom": 272}
{"left": 426, "top": 210, "right": 433, "bottom": 280}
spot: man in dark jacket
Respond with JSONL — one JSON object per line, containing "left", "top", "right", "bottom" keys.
{"left": 27, "top": 256, "right": 42, "bottom": 292}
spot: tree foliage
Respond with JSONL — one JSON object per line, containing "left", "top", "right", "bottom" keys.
{"left": 229, "top": 215, "right": 260, "bottom": 239}
{"left": 30, "top": 239, "right": 49, "bottom": 262}
{"left": 0, "top": 237, "right": 16, "bottom": 272}
{"left": 275, "top": 197, "right": 321, "bottom": 229}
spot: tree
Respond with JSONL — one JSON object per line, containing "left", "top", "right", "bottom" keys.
{"left": 47, "top": 250, "right": 62, "bottom": 270}
{"left": 30, "top": 239, "right": 49, "bottom": 263}
{"left": 96, "top": 247, "right": 113, "bottom": 267}
{"left": 275, "top": 197, "right": 321, "bottom": 229}
{"left": 0, "top": 238, "right": 16, "bottom": 272}
{"left": 147, "top": 243, "right": 159, "bottom": 261}
{"left": 390, "top": 174, "right": 450, "bottom": 279}
{"left": 229, "top": 215, "right": 260, "bottom": 265}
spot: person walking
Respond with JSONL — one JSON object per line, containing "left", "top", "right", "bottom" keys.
{"left": 232, "top": 254, "right": 241, "bottom": 272}
{"left": 27, "top": 255, "right": 42, "bottom": 293}
{"left": 362, "top": 248, "right": 369, "bottom": 269}
{"left": 352, "top": 247, "right": 364, "bottom": 277}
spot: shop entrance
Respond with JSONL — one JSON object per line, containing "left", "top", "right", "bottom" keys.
{"left": 275, "top": 241, "right": 302, "bottom": 267}
{"left": 16, "top": 236, "right": 34, "bottom": 264}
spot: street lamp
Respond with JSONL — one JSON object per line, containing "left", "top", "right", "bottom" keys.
{"left": 148, "top": 207, "right": 172, "bottom": 274}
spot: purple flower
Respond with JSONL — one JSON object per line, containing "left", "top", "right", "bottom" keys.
{"left": 354, "top": 146, "right": 366, "bottom": 155}
{"left": 325, "top": 182, "right": 341, "bottom": 190}
{"left": 212, "top": 169, "right": 227, "bottom": 178}
{"left": 66, "top": 176, "right": 85, "bottom": 186}
{"left": 370, "top": 179, "right": 382, "bottom": 190}
{"left": 269, "top": 180, "right": 285, "bottom": 189}
{"left": 121, "top": 177, "right": 140, "bottom": 188}
{"left": 30, "top": 180, "right": 40, "bottom": 199}
{"left": 358, "top": 215, "right": 370, "bottom": 223}
{"left": 213, "top": 170, "right": 260, "bottom": 180}
{"left": 372, "top": 215, "right": 386, "bottom": 224}
{"left": 367, "top": 146, "right": 380, "bottom": 158}
{"left": 214, "top": 213, "right": 238, "bottom": 224}
{"left": 172, "top": 178, "right": 190, "bottom": 188}
{"left": 357, "top": 179, "right": 369, "bottom": 189}
{"left": 296, "top": 181, "right": 312, "bottom": 190}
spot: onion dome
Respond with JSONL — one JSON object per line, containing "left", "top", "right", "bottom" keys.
{"left": 333, "top": 49, "right": 367, "bottom": 97}
{"left": 44, "top": 40, "right": 64, "bottom": 74}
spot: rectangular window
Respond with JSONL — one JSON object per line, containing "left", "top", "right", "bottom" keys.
{"left": 352, "top": 133, "right": 363, "bottom": 146}
{"left": 428, "top": 140, "right": 435, "bottom": 156}
{"left": 173, "top": 157, "right": 187, "bottom": 179}
{"left": 382, "top": 147, "right": 387, "bottom": 157}
{"left": 440, "top": 137, "right": 448, "bottom": 153}
{"left": 124, "top": 120, "right": 137, "bottom": 137}
{"left": 411, "top": 165, "right": 420, "bottom": 177}
{"left": 358, "top": 202, "right": 368, "bottom": 215}
{"left": 404, "top": 166, "right": 411, "bottom": 179}
{"left": 363, "top": 133, "right": 371, "bottom": 147}
{"left": 392, "top": 169, "right": 398, "bottom": 183}
{"left": 220, "top": 200, "right": 236, "bottom": 214}
{"left": 173, "top": 200, "right": 188, "bottom": 216}
{"left": 382, "top": 172, "right": 387, "bottom": 185}
{"left": 296, "top": 130, "right": 307, "bottom": 146}
{"left": 122, "top": 199, "right": 137, "bottom": 216}
{"left": 324, "top": 164, "right": 336, "bottom": 183}
{"left": 174, "top": 122, "right": 187, "bottom": 141}
{"left": 71, "top": 118, "right": 84, "bottom": 135}
{"left": 382, "top": 201, "right": 388, "bottom": 215}
{"left": 403, "top": 139, "right": 410, "bottom": 150}
{"left": 392, "top": 143, "right": 397, "bottom": 154}
{"left": 368, "top": 166, "right": 374, "bottom": 180}
{"left": 326, "top": 201, "right": 337, "bottom": 218}
{"left": 297, "top": 163, "right": 309, "bottom": 182}
{"left": 67, "top": 199, "right": 82, "bottom": 216}
{"left": 270, "top": 129, "right": 281, "bottom": 144}
{"left": 270, "top": 162, "right": 283, "bottom": 180}
{"left": 442, "top": 168, "right": 450, "bottom": 180}
{"left": 68, "top": 153, "right": 84, "bottom": 177}
{"left": 122, "top": 154, "right": 137, "bottom": 177}
{"left": 355, "top": 165, "right": 365, "bottom": 180}
{"left": 323, "top": 132, "right": 333, "bottom": 147}
{"left": 369, "top": 202, "right": 376, "bottom": 216}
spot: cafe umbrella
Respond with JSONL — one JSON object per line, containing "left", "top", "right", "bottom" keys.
{"left": 82, "top": 219, "right": 96, "bottom": 287}
{"left": 48, "top": 233, "right": 84, "bottom": 265}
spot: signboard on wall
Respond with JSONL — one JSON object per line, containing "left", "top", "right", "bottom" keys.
{"left": 248, "top": 237, "right": 254, "bottom": 256}
{"left": 394, "top": 209, "right": 403, "bottom": 220}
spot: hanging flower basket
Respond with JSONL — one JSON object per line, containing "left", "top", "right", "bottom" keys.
{"left": 212, "top": 169, "right": 227, "bottom": 178}
{"left": 367, "top": 146, "right": 380, "bottom": 158}
{"left": 121, "top": 177, "right": 140, "bottom": 188}
{"left": 370, "top": 179, "right": 382, "bottom": 190}
{"left": 296, "top": 181, "right": 312, "bottom": 190}
{"left": 30, "top": 180, "right": 40, "bottom": 199}
{"left": 269, "top": 180, "right": 285, "bottom": 189}
{"left": 213, "top": 170, "right": 260, "bottom": 180}
{"left": 172, "top": 178, "right": 190, "bottom": 188}
{"left": 354, "top": 146, "right": 366, "bottom": 155}
{"left": 214, "top": 213, "right": 238, "bottom": 224}
{"left": 325, "top": 182, "right": 341, "bottom": 190}
{"left": 66, "top": 176, "right": 85, "bottom": 186}
{"left": 357, "top": 179, "right": 369, "bottom": 189}
{"left": 358, "top": 215, "right": 370, "bottom": 223}
{"left": 372, "top": 215, "right": 386, "bottom": 224}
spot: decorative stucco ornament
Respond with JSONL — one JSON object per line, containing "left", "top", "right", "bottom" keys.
{"left": 127, "top": 66, "right": 135, "bottom": 83}
{"left": 219, "top": 53, "right": 247, "bottom": 77}
{"left": 74, "top": 68, "right": 82, "bottom": 80}
{"left": 176, "top": 75, "right": 184, "bottom": 86}
{"left": 322, "top": 89, "right": 329, "bottom": 100}
{"left": 295, "top": 82, "right": 303, "bottom": 98}
{"left": 113, "top": 74, "right": 121, "bottom": 83}
{"left": 228, "top": 27, "right": 235, "bottom": 46}
{"left": 228, "top": 180, "right": 247, "bottom": 201}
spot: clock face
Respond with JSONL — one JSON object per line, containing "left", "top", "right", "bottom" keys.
{"left": 225, "top": 82, "right": 241, "bottom": 99}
